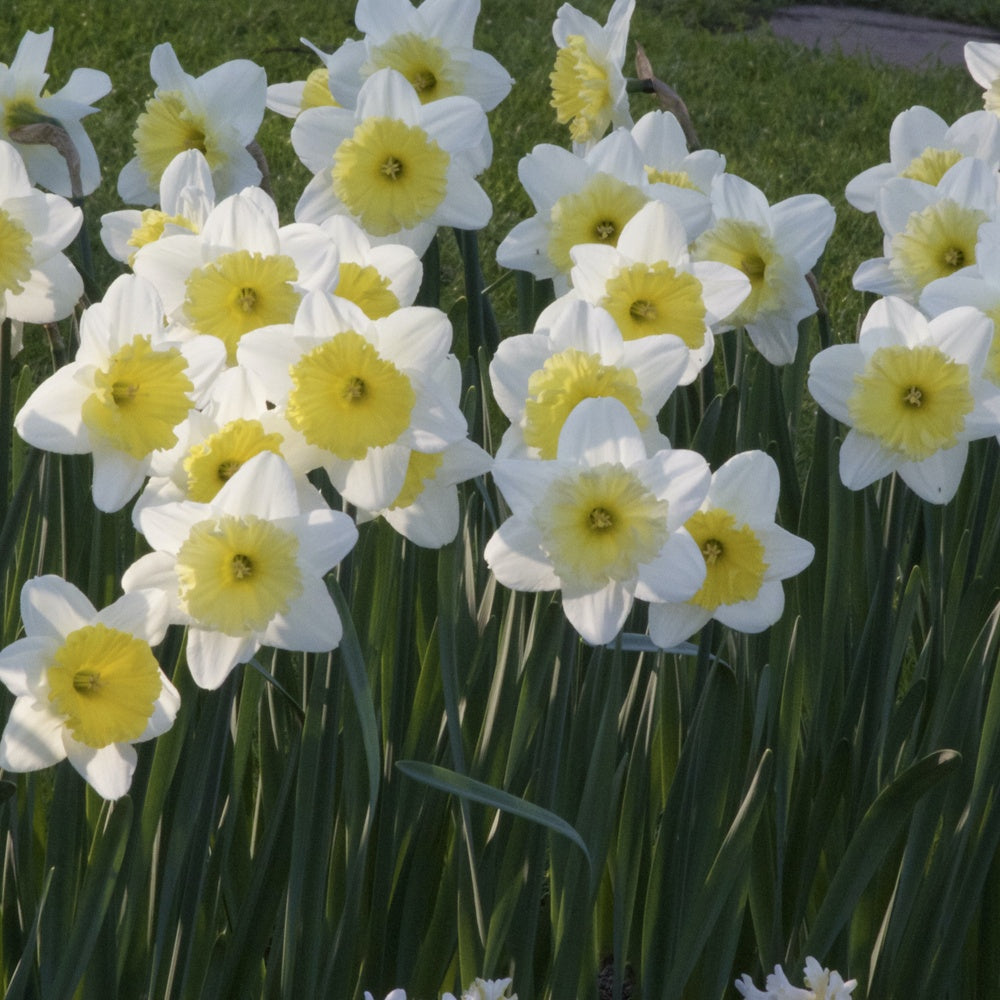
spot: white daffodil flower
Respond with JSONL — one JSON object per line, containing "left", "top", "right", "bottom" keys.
{"left": 0, "top": 139, "right": 82, "bottom": 326}
{"left": 921, "top": 219, "right": 1000, "bottom": 387}
{"left": 238, "top": 290, "right": 469, "bottom": 511}
{"left": 496, "top": 129, "right": 711, "bottom": 291}
{"left": 736, "top": 956, "right": 857, "bottom": 1000}
{"left": 444, "top": 978, "right": 518, "bottom": 1000}
{"left": 631, "top": 110, "right": 726, "bottom": 197}
{"left": 14, "top": 273, "right": 227, "bottom": 512}
{"left": 118, "top": 43, "right": 266, "bottom": 206}
{"left": 0, "top": 28, "right": 110, "bottom": 197}
{"left": 853, "top": 157, "right": 1000, "bottom": 304}
{"left": 292, "top": 68, "right": 491, "bottom": 253}
{"left": 965, "top": 41, "right": 1000, "bottom": 116}
{"left": 101, "top": 149, "right": 216, "bottom": 266}
{"left": 356, "top": 355, "right": 491, "bottom": 547}
{"left": 133, "top": 404, "right": 324, "bottom": 523}
{"left": 123, "top": 451, "right": 358, "bottom": 690}
{"left": 647, "top": 450, "right": 814, "bottom": 649}
{"left": 549, "top": 0, "right": 634, "bottom": 151}
{"left": 267, "top": 44, "right": 339, "bottom": 119}
{"left": 133, "top": 188, "right": 340, "bottom": 367}
{"left": 539, "top": 200, "right": 750, "bottom": 384}
{"left": 321, "top": 215, "right": 423, "bottom": 319}
{"left": 485, "top": 397, "right": 710, "bottom": 646}
{"left": 808, "top": 296, "right": 1000, "bottom": 504}
{"left": 0, "top": 575, "right": 178, "bottom": 801}
{"left": 692, "top": 173, "right": 835, "bottom": 365}
{"left": 845, "top": 106, "right": 1000, "bottom": 214}
{"left": 318, "top": 0, "right": 513, "bottom": 115}
{"left": 490, "top": 297, "right": 686, "bottom": 459}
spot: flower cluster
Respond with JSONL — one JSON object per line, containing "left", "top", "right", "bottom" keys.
{"left": 809, "top": 42, "right": 1000, "bottom": 503}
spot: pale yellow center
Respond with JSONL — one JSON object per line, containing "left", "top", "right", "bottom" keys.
{"left": 183, "top": 250, "right": 301, "bottom": 364}
{"left": 523, "top": 349, "right": 648, "bottom": 459}
{"left": 389, "top": 450, "right": 445, "bottom": 509}
{"left": 0, "top": 207, "right": 33, "bottom": 299}
{"left": 848, "top": 343, "right": 973, "bottom": 461}
{"left": 332, "top": 116, "right": 449, "bottom": 236}
{"left": 126, "top": 209, "right": 198, "bottom": 264}
{"left": 183, "top": 419, "right": 285, "bottom": 502}
{"left": 900, "top": 147, "right": 963, "bottom": 186}
{"left": 685, "top": 508, "right": 767, "bottom": 610}
{"left": 890, "top": 200, "right": 986, "bottom": 295}
{"left": 693, "top": 219, "right": 780, "bottom": 325}
{"left": 47, "top": 624, "right": 161, "bottom": 748}
{"left": 600, "top": 261, "right": 707, "bottom": 346}
{"left": 548, "top": 174, "right": 649, "bottom": 274}
{"left": 287, "top": 330, "right": 416, "bottom": 459}
{"left": 176, "top": 515, "right": 303, "bottom": 635}
{"left": 134, "top": 91, "right": 220, "bottom": 189}
{"left": 535, "top": 464, "right": 669, "bottom": 587}
{"left": 644, "top": 166, "right": 700, "bottom": 190}
{"left": 81, "top": 336, "right": 193, "bottom": 458}
{"left": 302, "top": 67, "right": 339, "bottom": 111}
{"left": 368, "top": 33, "right": 460, "bottom": 103}
{"left": 550, "top": 35, "right": 612, "bottom": 144}
{"left": 335, "top": 261, "right": 400, "bottom": 319}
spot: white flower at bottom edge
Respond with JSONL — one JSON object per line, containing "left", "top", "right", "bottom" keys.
{"left": 647, "top": 450, "right": 814, "bottom": 650}
{"left": 122, "top": 451, "right": 358, "bottom": 690}
{"left": 736, "top": 956, "right": 857, "bottom": 1000}
{"left": 0, "top": 576, "right": 177, "bottom": 801}
{"left": 363, "top": 991, "right": 407, "bottom": 1000}
{"left": 443, "top": 977, "right": 517, "bottom": 1000}
{"left": 808, "top": 296, "right": 1000, "bottom": 504}
{"left": 485, "top": 396, "right": 709, "bottom": 646}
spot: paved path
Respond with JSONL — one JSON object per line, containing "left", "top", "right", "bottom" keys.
{"left": 769, "top": 5, "right": 1000, "bottom": 69}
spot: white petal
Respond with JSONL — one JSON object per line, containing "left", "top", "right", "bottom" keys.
{"left": 0, "top": 697, "right": 67, "bottom": 771}
{"left": 561, "top": 582, "right": 632, "bottom": 646}
{"left": 264, "top": 577, "right": 343, "bottom": 652}
{"left": 186, "top": 629, "right": 257, "bottom": 689}
{"left": 484, "top": 519, "right": 560, "bottom": 591}
{"left": 21, "top": 575, "right": 96, "bottom": 640}
{"left": 647, "top": 600, "right": 712, "bottom": 650}
{"left": 65, "top": 739, "right": 137, "bottom": 800}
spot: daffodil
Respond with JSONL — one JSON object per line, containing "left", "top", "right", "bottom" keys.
{"left": 357, "top": 357, "right": 491, "bottom": 546}
{"left": 118, "top": 43, "right": 266, "bottom": 206}
{"left": 808, "top": 296, "right": 1000, "bottom": 503}
{"left": 317, "top": 0, "right": 513, "bottom": 114}
{"left": 549, "top": 0, "right": 634, "bottom": 149}
{"left": 852, "top": 157, "right": 1000, "bottom": 303}
{"left": 692, "top": 173, "right": 835, "bottom": 365}
{"left": 444, "top": 978, "right": 518, "bottom": 1000}
{"left": 266, "top": 43, "right": 339, "bottom": 119}
{"left": 485, "top": 397, "right": 709, "bottom": 646}
{"left": 647, "top": 450, "right": 814, "bottom": 649}
{"left": 292, "top": 68, "right": 491, "bottom": 253}
{"left": 496, "top": 129, "right": 710, "bottom": 291}
{"left": 0, "top": 28, "right": 110, "bottom": 196}
{"left": 965, "top": 41, "right": 1000, "bottom": 116}
{"left": 123, "top": 451, "right": 358, "bottom": 690}
{"left": 736, "top": 956, "right": 857, "bottom": 1000}
{"left": 322, "top": 215, "right": 423, "bottom": 319}
{"left": 539, "top": 200, "right": 750, "bottom": 383}
{"left": 490, "top": 298, "right": 687, "bottom": 459}
{"left": 845, "top": 105, "right": 1000, "bottom": 214}
{"left": 14, "top": 273, "right": 227, "bottom": 512}
{"left": 0, "top": 139, "right": 83, "bottom": 325}
{"left": 0, "top": 575, "right": 178, "bottom": 800}
{"left": 133, "top": 188, "right": 340, "bottom": 367}
{"left": 238, "top": 290, "right": 469, "bottom": 511}
{"left": 101, "top": 149, "right": 215, "bottom": 266}
{"left": 921, "top": 220, "right": 1000, "bottom": 386}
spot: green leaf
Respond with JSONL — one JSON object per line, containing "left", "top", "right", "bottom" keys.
{"left": 395, "top": 761, "right": 592, "bottom": 873}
